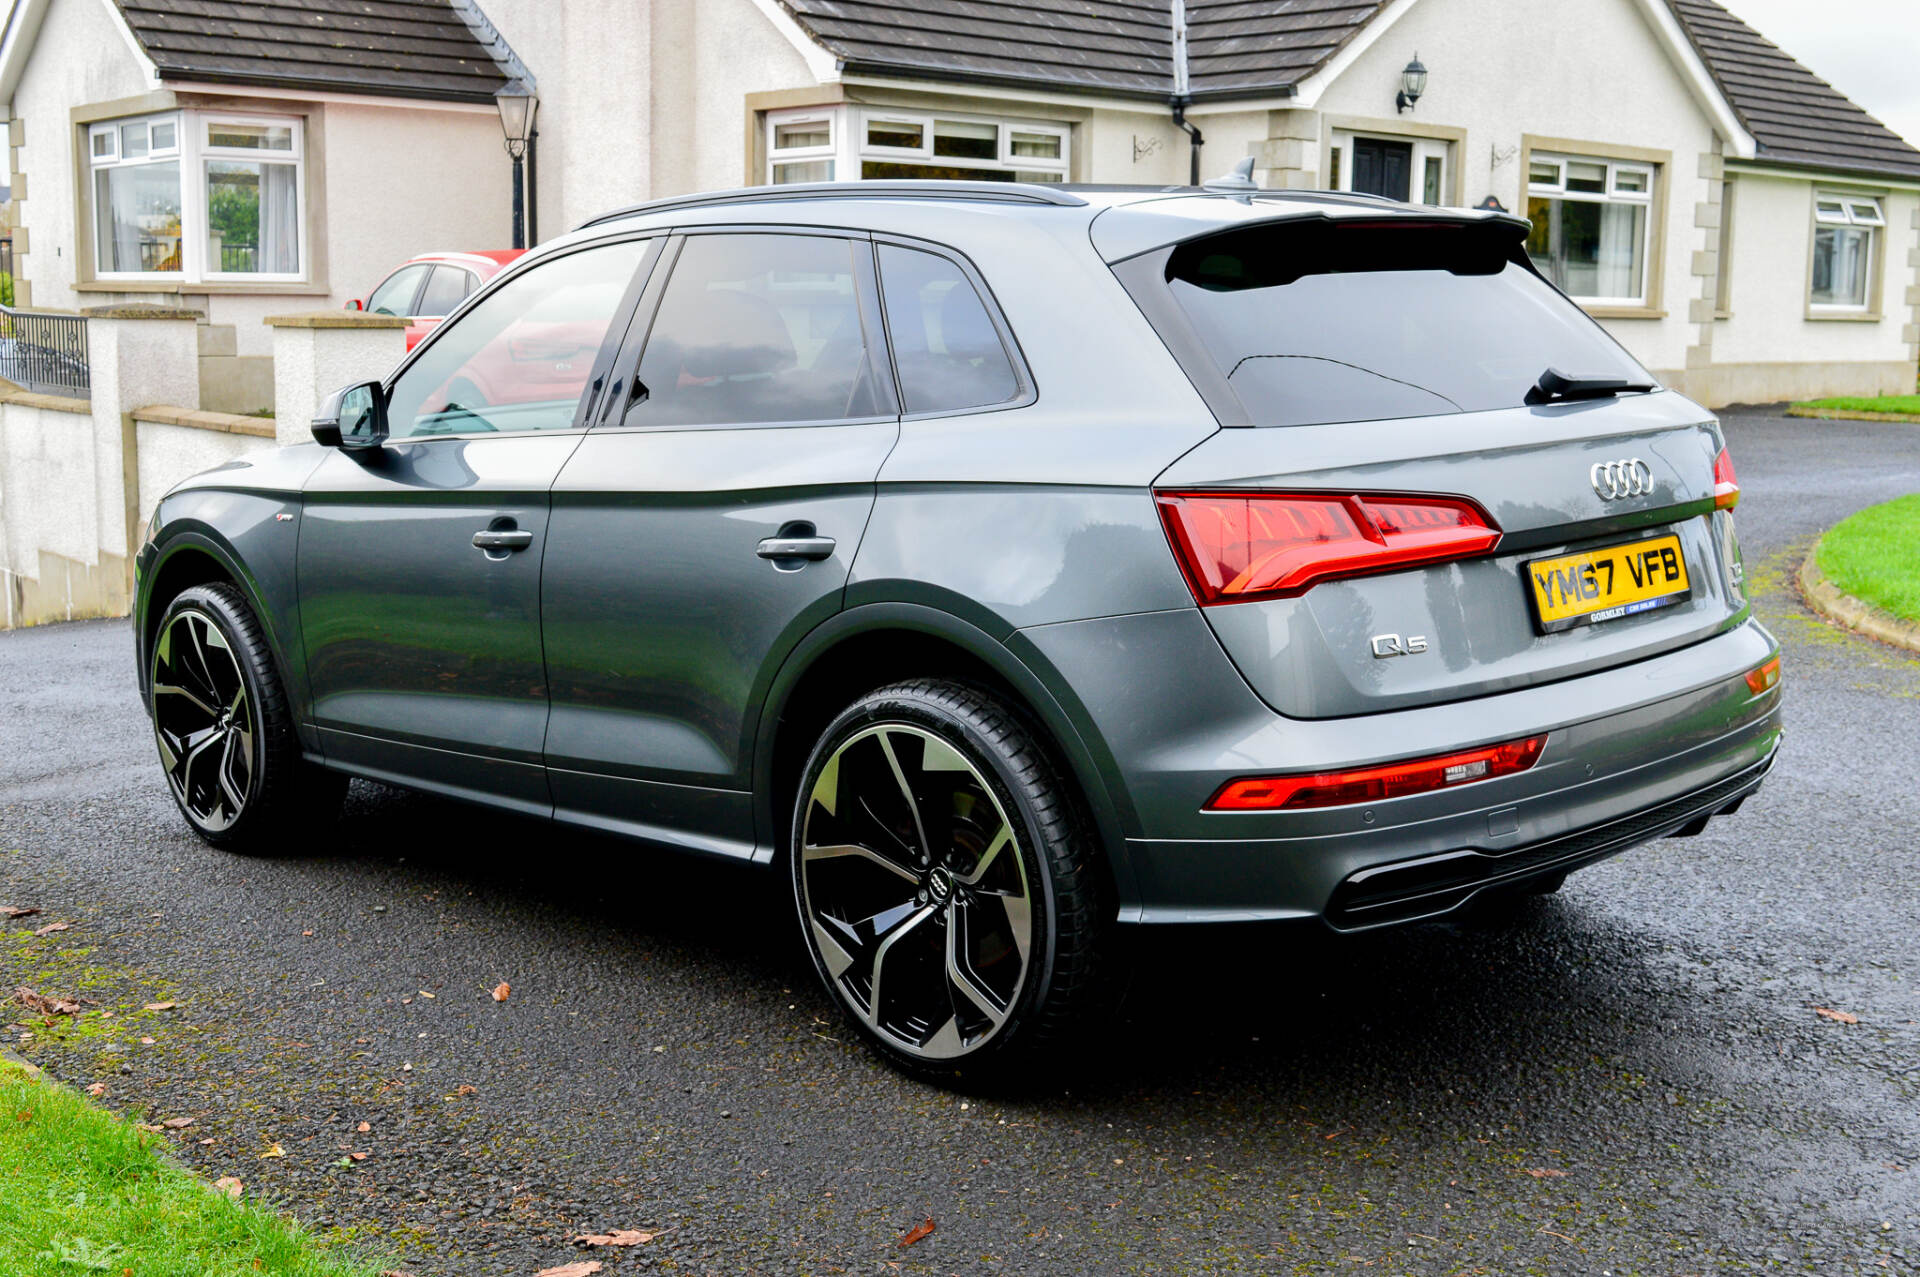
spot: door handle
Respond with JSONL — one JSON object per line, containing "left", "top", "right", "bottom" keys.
{"left": 472, "top": 529, "right": 534, "bottom": 552}
{"left": 756, "top": 534, "right": 836, "bottom": 562}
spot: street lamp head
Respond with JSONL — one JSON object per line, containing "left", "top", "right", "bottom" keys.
{"left": 495, "top": 78, "right": 538, "bottom": 158}
{"left": 1395, "top": 54, "right": 1428, "bottom": 114}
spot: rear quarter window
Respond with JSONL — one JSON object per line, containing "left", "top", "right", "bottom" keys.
{"left": 1136, "top": 219, "right": 1652, "bottom": 427}
{"left": 876, "top": 244, "right": 1019, "bottom": 415}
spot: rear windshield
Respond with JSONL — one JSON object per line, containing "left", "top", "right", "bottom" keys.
{"left": 1154, "top": 219, "right": 1652, "bottom": 427}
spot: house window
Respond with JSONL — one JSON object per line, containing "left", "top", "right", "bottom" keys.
{"left": 766, "top": 107, "right": 1070, "bottom": 186}
{"left": 1525, "top": 153, "right": 1656, "bottom": 305}
{"left": 89, "top": 113, "right": 183, "bottom": 275}
{"left": 87, "top": 110, "right": 305, "bottom": 281}
{"left": 1810, "top": 193, "right": 1882, "bottom": 310}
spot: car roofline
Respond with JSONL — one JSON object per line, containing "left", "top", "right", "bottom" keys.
{"left": 575, "top": 180, "right": 1091, "bottom": 230}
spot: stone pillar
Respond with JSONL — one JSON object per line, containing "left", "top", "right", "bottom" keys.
{"left": 1251, "top": 109, "right": 1322, "bottom": 190}
{"left": 264, "top": 313, "right": 410, "bottom": 448}
{"left": 82, "top": 304, "right": 204, "bottom": 607}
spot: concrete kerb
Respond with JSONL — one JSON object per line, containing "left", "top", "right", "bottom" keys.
{"left": 1784, "top": 406, "right": 1920, "bottom": 424}
{"left": 1798, "top": 544, "right": 1920, "bottom": 655}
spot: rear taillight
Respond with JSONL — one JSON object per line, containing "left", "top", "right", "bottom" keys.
{"left": 1744, "top": 656, "right": 1780, "bottom": 695}
{"left": 1155, "top": 491, "right": 1501, "bottom": 605}
{"left": 1207, "top": 735, "right": 1547, "bottom": 811}
{"left": 1713, "top": 447, "right": 1740, "bottom": 510}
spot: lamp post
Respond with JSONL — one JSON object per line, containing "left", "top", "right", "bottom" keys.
{"left": 1395, "top": 54, "right": 1428, "bottom": 114}
{"left": 495, "top": 78, "right": 538, "bottom": 249}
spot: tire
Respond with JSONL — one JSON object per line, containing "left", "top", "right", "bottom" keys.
{"left": 789, "top": 679, "right": 1109, "bottom": 1081}
{"left": 147, "top": 582, "right": 345, "bottom": 853}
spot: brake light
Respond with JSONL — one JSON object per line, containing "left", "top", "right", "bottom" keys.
{"left": 1712, "top": 447, "right": 1740, "bottom": 510}
{"left": 1156, "top": 491, "right": 1501, "bottom": 605}
{"left": 1744, "top": 656, "right": 1780, "bottom": 695}
{"left": 1207, "top": 736, "right": 1547, "bottom": 811}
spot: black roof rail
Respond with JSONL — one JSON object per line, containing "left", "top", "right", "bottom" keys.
{"left": 576, "top": 180, "right": 1088, "bottom": 230}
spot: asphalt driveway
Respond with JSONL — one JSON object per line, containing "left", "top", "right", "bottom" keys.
{"left": 3, "top": 408, "right": 1918, "bottom": 1275}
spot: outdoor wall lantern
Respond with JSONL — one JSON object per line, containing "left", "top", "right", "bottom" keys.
{"left": 495, "top": 78, "right": 539, "bottom": 249}
{"left": 1396, "top": 55, "right": 1428, "bottom": 113}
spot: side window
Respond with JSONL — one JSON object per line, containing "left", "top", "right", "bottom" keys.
{"left": 385, "top": 240, "right": 647, "bottom": 439}
{"left": 627, "top": 233, "right": 880, "bottom": 428}
{"left": 416, "top": 265, "right": 475, "bottom": 317}
{"left": 876, "top": 244, "right": 1018, "bottom": 414}
{"left": 365, "top": 264, "right": 429, "bottom": 316}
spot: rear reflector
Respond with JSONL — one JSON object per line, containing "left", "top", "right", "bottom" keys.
{"left": 1156, "top": 491, "right": 1501, "bottom": 605}
{"left": 1744, "top": 656, "right": 1780, "bottom": 695}
{"left": 1206, "top": 735, "right": 1547, "bottom": 811}
{"left": 1712, "top": 447, "right": 1740, "bottom": 511}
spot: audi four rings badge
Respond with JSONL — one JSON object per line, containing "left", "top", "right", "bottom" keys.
{"left": 1590, "top": 457, "right": 1654, "bottom": 501}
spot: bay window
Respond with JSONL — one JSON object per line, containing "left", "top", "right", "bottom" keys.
{"left": 1525, "top": 153, "right": 1656, "bottom": 306}
{"left": 767, "top": 106, "right": 1069, "bottom": 186}
{"left": 87, "top": 110, "right": 305, "bottom": 282}
{"left": 1809, "top": 193, "right": 1881, "bottom": 311}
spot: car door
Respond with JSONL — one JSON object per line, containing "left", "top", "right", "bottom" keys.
{"left": 541, "top": 229, "right": 898, "bottom": 855}
{"left": 299, "top": 236, "right": 659, "bottom": 812}
{"left": 408, "top": 265, "right": 478, "bottom": 350}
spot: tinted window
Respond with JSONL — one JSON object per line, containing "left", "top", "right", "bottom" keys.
{"left": 385, "top": 240, "right": 645, "bottom": 439}
{"left": 1159, "top": 221, "right": 1651, "bottom": 427}
{"left": 366, "top": 263, "right": 429, "bottom": 316}
{"left": 628, "top": 234, "right": 880, "bottom": 428}
{"left": 877, "top": 245, "right": 1017, "bottom": 414}
{"left": 417, "top": 265, "right": 475, "bottom": 317}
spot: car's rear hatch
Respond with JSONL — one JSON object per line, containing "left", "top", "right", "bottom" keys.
{"left": 1104, "top": 201, "right": 1748, "bottom": 719}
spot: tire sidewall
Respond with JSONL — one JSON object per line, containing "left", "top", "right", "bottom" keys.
{"left": 150, "top": 585, "right": 275, "bottom": 846}
{"left": 789, "top": 684, "right": 1064, "bottom": 1075}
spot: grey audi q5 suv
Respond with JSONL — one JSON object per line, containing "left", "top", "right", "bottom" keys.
{"left": 135, "top": 176, "right": 1781, "bottom": 1078}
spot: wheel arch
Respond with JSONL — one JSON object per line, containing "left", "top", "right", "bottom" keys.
{"left": 138, "top": 531, "right": 289, "bottom": 710}
{"left": 753, "top": 603, "right": 1140, "bottom": 907}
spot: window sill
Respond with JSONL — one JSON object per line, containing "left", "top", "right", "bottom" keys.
{"left": 74, "top": 279, "right": 332, "bottom": 297}
{"left": 1804, "top": 307, "right": 1882, "bottom": 323}
{"left": 1581, "top": 304, "right": 1667, "bottom": 320}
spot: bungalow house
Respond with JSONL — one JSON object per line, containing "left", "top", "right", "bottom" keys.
{"left": 3, "top": 0, "right": 1916, "bottom": 408}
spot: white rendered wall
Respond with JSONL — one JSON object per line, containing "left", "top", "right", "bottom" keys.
{"left": 133, "top": 418, "right": 270, "bottom": 530}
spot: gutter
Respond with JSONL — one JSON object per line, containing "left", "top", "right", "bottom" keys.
{"left": 1169, "top": 0, "right": 1201, "bottom": 185}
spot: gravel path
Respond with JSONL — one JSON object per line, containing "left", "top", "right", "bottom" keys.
{"left": 2, "top": 408, "right": 1918, "bottom": 1275}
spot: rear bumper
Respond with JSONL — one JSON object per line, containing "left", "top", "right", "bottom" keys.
{"left": 1013, "top": 609, "right": 1781, "bottom": 926}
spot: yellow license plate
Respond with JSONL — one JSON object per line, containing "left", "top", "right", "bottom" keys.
{"left": 1526, "top": 534, "right": 1691, "bottom": 633}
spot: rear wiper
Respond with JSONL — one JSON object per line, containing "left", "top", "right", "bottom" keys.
{"left": 1525, "top": 367, "right": 1656, "bottom": 405}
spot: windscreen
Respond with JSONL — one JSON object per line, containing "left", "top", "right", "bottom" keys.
{"left": 1161, "top": 219, "right": 1652, "bottom": 427}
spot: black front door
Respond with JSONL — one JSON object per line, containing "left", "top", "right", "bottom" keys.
{"left": 1352, "top": 138, "right": 1413, "bottom": 201}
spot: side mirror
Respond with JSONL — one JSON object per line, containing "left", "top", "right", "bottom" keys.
{"left": 344, "top": 298, "right": 364, "bottom": 311}
{"left": 311, "top": 381, "right": 387, "bottom": 449}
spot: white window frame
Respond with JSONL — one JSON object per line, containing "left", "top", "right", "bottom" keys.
{"left": 1526, "top": 151, "right": 1657, "bottom": 307}
{"left": 765, "top": 106, "right": 1071, "bottom": 186}
{"left": 1327, "top": 129, "right": 1451, "bottom": 207}
{"left": 1808, "top": 191, "right": 1882, "bottom": 315}
{"left": 86, "top": 109, "right": 308, "bottom": 283}
{"left": 87, "top": 111, "right": 185, "bottom": 280}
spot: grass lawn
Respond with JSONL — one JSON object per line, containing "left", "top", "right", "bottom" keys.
{"left": 0, "top": 1057, "right": 390, "bottom": 1277}
{"left": 1791, "top": 393, "right": 1920, "bottom": 419}
{"left": 1817, "top": 494, "right": 1920, "bottom": 624}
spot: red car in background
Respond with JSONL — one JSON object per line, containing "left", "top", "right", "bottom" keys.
{"left": 349, "top": 250, "right": 524, "bottom": 349}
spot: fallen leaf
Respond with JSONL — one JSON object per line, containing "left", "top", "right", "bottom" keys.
{"left": 198, "top": 1138, "right": 215, "bottom": 1145}
{"left": 378, "top": 1271, "right": 417, "bottom": 1277}
{"left": 573, "top": 1229, "right": 660, "bottom": 1247}
{"left": 32, "top": 921, "right": 71, "bottom": 936}
{"left": 898, "top": 1217, "right": 935, "bottom": 1248}
{"left": 455, "top": 1084, "right": 477, "bottom": 1097}
{"left": 1814, "top": 1006, "right": 1859, "bottom": 1025}
{"left": 214, "top": 1176, "right": 243, "bottom": 1200}
{"left": 492, "top": 982, "right": 511, "bottom": 1002}
{"left": 161, "top": 1117, "right": 195, "bottom": 1130}
{"left": 135, "top": 1123, "right": 162, "bottom": 1133}
{"left": 261, "top": 1143, "right": 286, "bottom": 1158}
{"left": 140, "top": 1037, "right": 156, "bottom": 1045}
{"left": 142, "top": 1002, "right": 178, "bottom": 1013}
{"left": 534, "top": 1264, "right": 602, "bottom": 1277}
{"left": 2, "top": 906, "right": 40, "bottom": 919}
{"left": 13, "top": 987, "right": 81, "bottom": 1016}
{"left": 85, "top": 1083, "right": 107, "bottom": 1097}
{"left": 417, "top": 990, "right": 435, "bottom": 1000}
{"left": 356, "top": 1121, "right": 371, "bottom": 1133}
{"left": 302, "top": 930, "right": 314, "bottom": 937}
{"left": 1519, "top": 1168, "right": 1567, "bottom": 1179}
{"left": 349, "top": 1152, "right": 368, "bottom": 1162}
